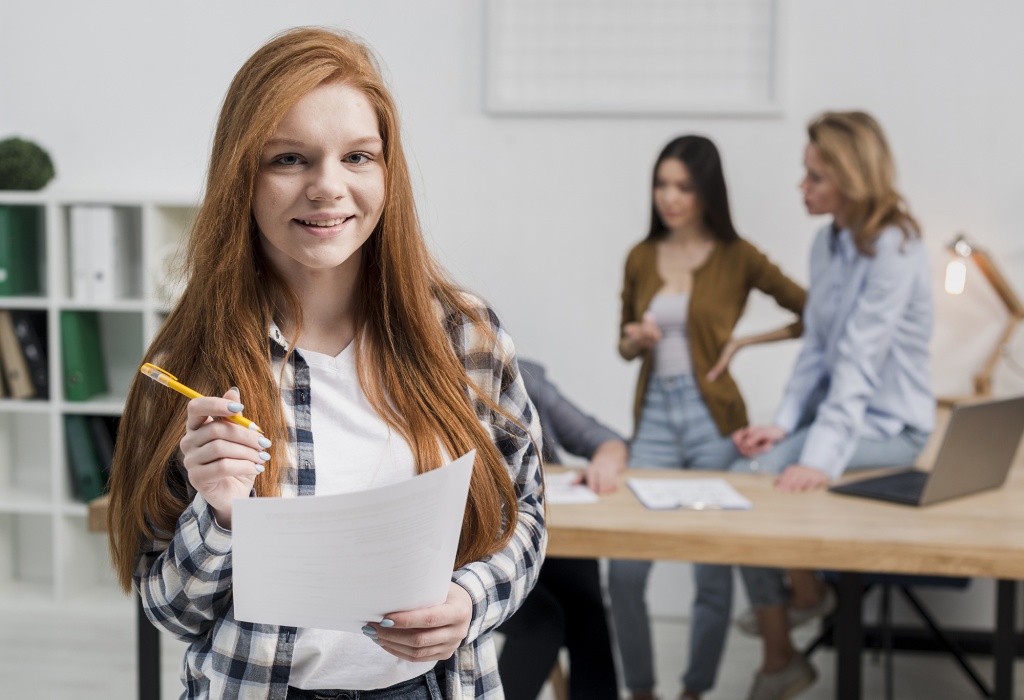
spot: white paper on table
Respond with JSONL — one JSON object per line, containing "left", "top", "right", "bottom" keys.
{"left": 627, "top": 477, "right": 752, "bottom": 511}
{"left": 232, "top": 450, "right": 475, "bottom": 632}
{"left": 544, "top": 470, "right": 598, "bottom": 504}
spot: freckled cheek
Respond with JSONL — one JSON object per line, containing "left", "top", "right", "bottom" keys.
{"left": 252, "top": 180, "right": 288, "bottom": 228}
{"left": 364, "top": 180, "right": 386, "bottom": 218}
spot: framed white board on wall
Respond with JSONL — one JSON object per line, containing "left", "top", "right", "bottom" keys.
{"left": 483, "top": 0, "right": 783, "bottom": 117}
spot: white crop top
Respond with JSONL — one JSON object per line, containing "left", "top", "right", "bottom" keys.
{"left": 648, "top": 292, "right": 693, "bottom": 377}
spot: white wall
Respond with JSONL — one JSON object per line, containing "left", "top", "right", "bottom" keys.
{"left": 3, "top": 0, "right": 1022, "bottom": 624}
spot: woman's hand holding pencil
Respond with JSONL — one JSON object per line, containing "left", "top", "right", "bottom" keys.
{"left": 139, "top": 363, "right": 271, "bottom": 529}
{"left": 178, "top": 386, "right": 272, "bottom": 529}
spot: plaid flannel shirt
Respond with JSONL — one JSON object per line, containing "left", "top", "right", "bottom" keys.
{"left": 135, "top": 295, "right": 546, "bottom": 699}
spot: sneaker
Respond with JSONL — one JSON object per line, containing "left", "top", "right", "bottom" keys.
{"left": 746, "top": 654, "right": 817, "bottom": 700}
{"left": 736, "top": 585, "right": 836, "bottom": 636}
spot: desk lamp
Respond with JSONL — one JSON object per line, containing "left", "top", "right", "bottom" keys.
{"left": 944, "top": 233, "right": 1024, "bottom": 396}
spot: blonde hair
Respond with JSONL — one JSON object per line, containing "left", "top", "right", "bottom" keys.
{"left": 807, "top": 111, "right": 920, "bottom": 255}
{"left": 108, "top": 27, "right": 521, "bottom": 592}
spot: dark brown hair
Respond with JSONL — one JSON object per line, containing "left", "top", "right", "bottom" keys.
{"left": 647, "top": 135, "right": 740, "bottom": 244}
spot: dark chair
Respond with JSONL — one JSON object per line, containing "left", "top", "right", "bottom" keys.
{"left": 802, "top": 574, "right": 987, "bottom": 699}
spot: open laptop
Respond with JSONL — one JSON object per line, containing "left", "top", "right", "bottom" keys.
{"left": 828, "top": 396, "right": 1024, "bottom": 506}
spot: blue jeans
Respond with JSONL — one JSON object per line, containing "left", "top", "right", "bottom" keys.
{"left": 608, "top": 375, "right": 740, "bottom": 695}
{"left": 731, "top": 424, "right": 930, "bottom": 607}
{"left": 286, "top": 665, "right": 444, "bottom": 700}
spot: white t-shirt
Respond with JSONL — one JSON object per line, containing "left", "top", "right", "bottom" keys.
{"left": 287, "top": 343, "right": 436, "bottom": 690}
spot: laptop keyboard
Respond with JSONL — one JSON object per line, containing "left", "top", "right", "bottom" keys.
{"left": 833, "top": 469, "right": 929, "bottom": 504}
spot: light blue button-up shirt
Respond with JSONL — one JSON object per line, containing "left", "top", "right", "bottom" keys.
{"left": 774, "top": 223, "right": 935, "bottom": 479}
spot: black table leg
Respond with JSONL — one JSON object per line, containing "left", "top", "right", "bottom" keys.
{"left": 138, "top": 592, "right": 161, "bottom": 700}
{"left": 835, "top": 571, "right": 863, "bottom": 700}
{"left": 994, "top": 580, "right": 1016, "bottom": 700}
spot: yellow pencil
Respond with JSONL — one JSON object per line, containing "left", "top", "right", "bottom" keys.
{"left": 139, "top": 362, "right": 263, "bottom": 434}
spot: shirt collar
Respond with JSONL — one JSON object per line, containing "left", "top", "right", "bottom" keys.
{"left": 828, "top": 223, "right": 857, "bottom": 262}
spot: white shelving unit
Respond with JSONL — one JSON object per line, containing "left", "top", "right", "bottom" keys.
{"left": 0, "top": 191, "right": 195, "bottom": 608}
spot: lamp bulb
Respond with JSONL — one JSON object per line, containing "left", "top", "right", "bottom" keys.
{"left": 945, "top": 259, "right": 967, "bottom": 295}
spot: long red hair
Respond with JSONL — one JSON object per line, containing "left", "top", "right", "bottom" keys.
{"left": 108, "top": 27, "right": 521, "bottom": 592}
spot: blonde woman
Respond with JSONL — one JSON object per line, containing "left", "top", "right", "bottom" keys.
{"left": 731, "top": 111, "right": 934, "bottom": 700}
{"left": 106, "top": 27, "right": 543, "bottom": 700}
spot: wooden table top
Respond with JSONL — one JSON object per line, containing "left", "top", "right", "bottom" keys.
{"left": 89, "top": 463, "right": 1024, "bottom": 581}
{"left": 546, "top": 465, "right": 1024, "bottom": 579}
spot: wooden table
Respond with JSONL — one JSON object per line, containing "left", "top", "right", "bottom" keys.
{"left": 547, "top": 466, "right": 1024, "bottom": 700}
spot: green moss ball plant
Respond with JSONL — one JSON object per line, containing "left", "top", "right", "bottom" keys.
{"left": 0, "top": 137, "right": 56, "bottom": 190}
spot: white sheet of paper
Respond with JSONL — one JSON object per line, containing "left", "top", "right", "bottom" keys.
{"left": 627, "top": 477, "right": 752, "bottom": 511}
{"left": 231, "top": 450, "right": 475, "bottom": 632}
{"left": 544, "top": 470, "right": 598, "bottom": 504}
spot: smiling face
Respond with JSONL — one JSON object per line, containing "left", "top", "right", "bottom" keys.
{"left": 653, "top": 157, "right": 703, "bottom": 234}
{"left": 800, "top": 142, "right": 846, "bottom": 220}
{"left": 253, "top": 81, "right": 385, "bottom": 285}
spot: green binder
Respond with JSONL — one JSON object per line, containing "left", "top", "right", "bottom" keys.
{"left": 0, "top": 205, "right": 42, "bottom": 296}
{"left": 64, "top": 414, "right": 106, "bottom": 502}
{"left": 61, "top": 311, "right": 109, "bottom": 401}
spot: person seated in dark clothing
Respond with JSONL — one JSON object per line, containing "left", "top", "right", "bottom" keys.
{"left": 498, "top": 359, "right": 627, "bottom": 700}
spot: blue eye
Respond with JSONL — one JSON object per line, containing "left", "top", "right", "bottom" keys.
{"left": 344, "top": 152, "right": 372, "bottom": 165}
{"left": 275, "top": 154, "right": 302, "bottom": 166}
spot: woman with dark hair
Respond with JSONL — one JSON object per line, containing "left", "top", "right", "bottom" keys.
{"left": 609, "top": 135, "right": 806, "bottom": 700}
{"left": 106, "top": 27, "right": 543, "bottom": 700}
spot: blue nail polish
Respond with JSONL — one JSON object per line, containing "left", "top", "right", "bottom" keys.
{"left": 258, "top": 451, "right": 271, "bottom": 462}
{"left": 227, "top": 402, "right": 244, "bottom": 413}
{"left": 379, "top": 618, "right": 395, "bottom": 627}
{"left": 230, "top": 386, "right": 239, "bottom": 394}
{"left": 255, "top": 464, "right": 265, "bottom": 474}
{"left": 259, "top": 437, "right": 272, "bottom": 449}
{"left": 361, "top": 624, "right": 377, "bottom": 637}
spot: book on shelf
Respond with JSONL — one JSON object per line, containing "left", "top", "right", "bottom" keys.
{"left": 0, "top": 309, "right": 36, "bottom": 399}
{"left": 0, "top": 205, "right": 42, "bottom": 296}
{"left": 10, "top": 310, "right": 48, "bottom": 399}
{"left": 60, "top": 310, "right": 109, "bottom": 401}
{"left": 69, "top": 205, "right": 134, "bottom": 302}
{"left": 87, "top": 415, "right": 117, "bottom": 484}
{"left": 64, "top": 414, "right": 107, "bottom": 502}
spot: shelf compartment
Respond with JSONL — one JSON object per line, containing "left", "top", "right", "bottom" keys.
{"left": 0, "top": 204, "right": 47, "bottom": 298}
{"left": 0, "top": 411, "right": 51, "bottom": 505}
{"left": 0, "top": 308, "right": 50, "bottom": 401}
{"left": 148, "top": 204, "right": 194, "bottom": 309}
{"left": 62, "top": 205, "right": 143, "bottom": 303}
{"left": 60, "top": 310, "right": 143, "bottom": 405}
{"left": 60, "top": 413, "right": 116, "bottom": 505}
{"left": 0, "top": 512, "right": 54, "bottom": 598}
{"left": 58, "top": 514, "right": 119, "bottom": 604}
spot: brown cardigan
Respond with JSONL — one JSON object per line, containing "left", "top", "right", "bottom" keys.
{"left": 620, "top": 238, "right": 806, "bottom": 437}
